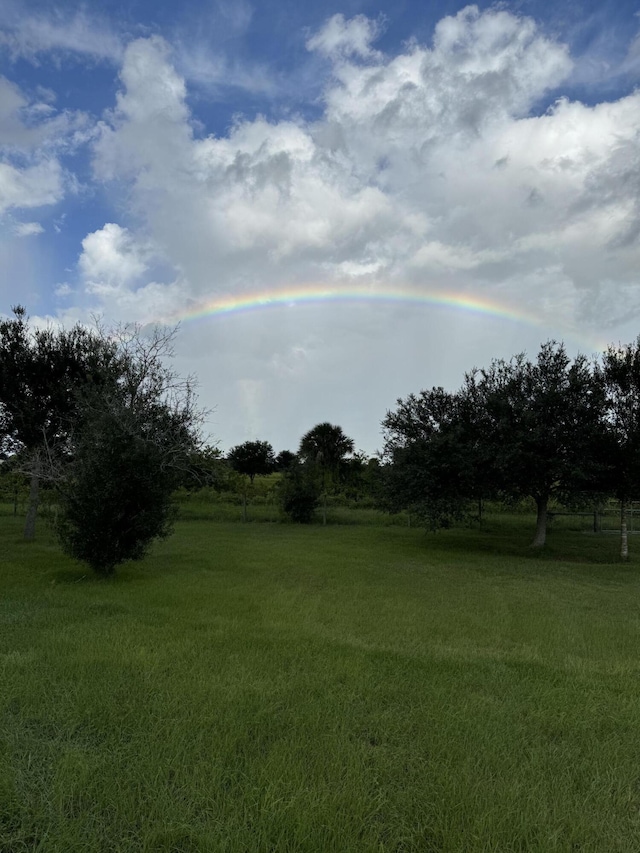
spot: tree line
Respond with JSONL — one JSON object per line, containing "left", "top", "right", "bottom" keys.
{"left": 0, "top": 307, "right": 371, "bottom": 574}
{"left": 187, "top": 424, "right": 373, "bottom": 525}
{"left": 3, "top": 306, "right": 640, "bottom": 574}
{"left": 382, "top": 339, "right": 640, "bottom": 558}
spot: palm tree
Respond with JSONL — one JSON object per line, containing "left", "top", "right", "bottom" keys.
{"left": 298, "top": 422, "right": 354, "bottom": 491}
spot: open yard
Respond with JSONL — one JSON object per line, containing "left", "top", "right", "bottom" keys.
{"left": 2, "top": 514, "right": 640, "bottom": 852}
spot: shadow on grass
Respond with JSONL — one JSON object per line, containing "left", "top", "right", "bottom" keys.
{"left": 415, "top": 517, "right": 637, "bottom": 570}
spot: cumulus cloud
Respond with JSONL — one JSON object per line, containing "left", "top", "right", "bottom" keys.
{"left": 80, "top": 6, "right": 640, "bottom": 448}
{"left": 79, "top": 223, "right": 151, "bottom": 293}
{"left": 77, "top": 222, "right": 187, "bottom": 323}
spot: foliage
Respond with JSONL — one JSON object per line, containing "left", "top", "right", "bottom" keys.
{"left": 0, "top": 306, "right": 120, "bottom": 538}
{"left": 275, "top": 449, "right": 297, "bottom": 471}
{"left": 382, "top": 342, "right": 606, "bottom": 546}
{"left": 181, "top": 444, "right": 226, "bottom": 491}
{"left": 56, "top": 402, "right": 179, "bottom": 575}
{"left": 298, "top": 422, "right": 354, "bottom": 490}
{"left": 0, "top": 306, "right": 118, "bottom": 453}
{"left": 0, "top": 455, "right": 27, "bottom": 515}
{"left": 600, "top": 338, "right": 640, "bottom": 558}
{"left": 278, "top": 461, "right": 321, "bottom": 522}
{"left": 382, "top": 387, "right": 486, "bottom": 530}
{"left": 227, "top": 440, "right": 275, "bottom": 483}
{"left": 339, "top": 451, "right": 378, "bottom": 502}
{"left": 475, "top": 344, "right": 602, "bottom": 491}
{"left": 601, "top": 338, "right": 640, "bottom": 501}
{"left": 0, "top": 314, "right": 202, "bottom": 573}
{"left": 53, "top": 324, "right": 201, "bottom": 575}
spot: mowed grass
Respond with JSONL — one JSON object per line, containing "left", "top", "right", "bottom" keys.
{"left": 2, "top": 516, "right": 640, "bottom": 852}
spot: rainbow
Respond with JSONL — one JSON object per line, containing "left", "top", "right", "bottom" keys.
{"left": 164, "top": 284, "right": 605, "bottom": 351}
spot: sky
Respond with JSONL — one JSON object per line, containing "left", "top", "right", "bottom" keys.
{"left": 2, "top": 0, "right": 640, "bottom": 455}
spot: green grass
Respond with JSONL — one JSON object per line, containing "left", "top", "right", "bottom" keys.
{"left": 172, "top": 495, "right": 409, "bottom": 526}
{"left": 2, "top": 516, "right": 640, "bottom": 851}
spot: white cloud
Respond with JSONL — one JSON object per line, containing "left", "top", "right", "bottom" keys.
{"left": 0, "top": 159, "right": 63, "bottom": 213}
{"left": 176, "top": 48, "right": 279, "bottom": 97}
{"left": 13, "top": 220, "right": 43, "bottom": 237}
{"left": 0, "top": 74, "right": 89, "bottom": 152}
{"left": 0, "top": 4, "right": 123, "bottom": 63}
{"left": 0, "top": 74, "right": 92, "bottom": 227}
{"left": 79, "top": 223, "right": 151, "bottom": 293}
{"left": 77, "top": 222, "right": 188, "bottom": 324}
{"left": 306, "top": 13, "right": 383, "bottom": 60}
{"left": 79, "top": 8, "right": 640, "bottom": 450}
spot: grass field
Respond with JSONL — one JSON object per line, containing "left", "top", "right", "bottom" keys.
{"left": 2, "top": 514, "right": 640, "bottom": 851}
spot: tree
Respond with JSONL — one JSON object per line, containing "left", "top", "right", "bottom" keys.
{"left": 0, "top": 310, "right": 202, "bottom": 573}
{"left": 601, "top": 339, "right": 640, "bottom": 559}
{"left": 382, "top": 387, "right": 487, "bottom": 529}
{"left": 341, "top": 451, "right": 373, "bottom": 502}
{"left": 180, "top": 444, "right": 226, "bottom": 492}
{"left": 275, "top": 449, "right": 297, "bottom": 472}
{"left": 298, "top": 422, "right": 354, "bottom": 490}
{"left": 54, "top": 324, "right": 202, "bottom": 575}
{"left": 227, "top": 440, "right": 276, "bottom": 522}
{"left": 382, "top": 342, "right": 605, "bottom": 547}
{"left": 466, "top": 342, "right": 605, "bottom": 547}
{"left": 0, "top": 454, "right": 27, "bottom": 517}
{"left": 56, "top": 396, "right": 192, "bottom": 575}
{"left": 227, "top": 440, "right": 275, "bottom": 483}
{"left": 279, "top": 460, "right": 321, "bottom": 523}
{"left": 0, "top": 306, "right": 120, "bottom": 539}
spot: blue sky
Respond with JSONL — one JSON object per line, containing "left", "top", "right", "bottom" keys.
{"left": 2, "top": 0, "right": 640, "bottom": 452}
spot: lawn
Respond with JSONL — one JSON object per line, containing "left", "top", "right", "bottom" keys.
{"left": 2, "top": 515, "right": 640, "bottom": 852}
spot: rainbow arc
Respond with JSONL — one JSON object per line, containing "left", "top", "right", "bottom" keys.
{"left": 164, "top": 283, "right": 604, "bottom": 351}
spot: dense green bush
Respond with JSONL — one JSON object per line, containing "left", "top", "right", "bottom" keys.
{"left": 279, "top": 463, "right": 321, "bottom": 523}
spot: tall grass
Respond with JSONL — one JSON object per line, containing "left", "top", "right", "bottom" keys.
{"left": 2, "top": 516, "right": 640, "bottom": 851}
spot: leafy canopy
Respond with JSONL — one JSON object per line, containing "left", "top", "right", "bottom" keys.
{"left": 227, "top": 440, "right": 275, "bottom": 483}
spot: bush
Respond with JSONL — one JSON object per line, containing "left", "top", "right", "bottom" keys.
{"left": 279, "top": 463, "right": 321, "bottom": 523}
{"left": 55, "top": 396, "right": 189, "bottom": 575}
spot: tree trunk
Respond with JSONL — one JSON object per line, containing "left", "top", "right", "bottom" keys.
{"left": 621, "top": 500, "right": 629, "bottom": 560}
{"left": 24, "top": 458, "right": 41, "bottom": 540}
{"left": 242, "top": 490, "right": 247, "bottom": 523}
{"left": 321, "top": 492, "right": 327, "bottom": 526}
{"left": 531, "top": 494, "right": 548, "bottom": 548}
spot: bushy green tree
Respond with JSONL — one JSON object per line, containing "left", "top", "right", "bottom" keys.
{"left": 0, "top": 311, "right": 202, "bottom": 574}
{"left": 0, "top": 306, "right": 119, "bottom": 538}
{"left": 383, "top": 342, "right": 605, "bottom": 546}
{"left": 56, "top": 398, "right": 189, "bottom": 575}
{"left": 181, "top": 444, "right": 226, "bottom": 491}
{"left": 471, "top": 343, "right": 605, "bottom": 546}
{"left": 54, "top": 325, "right": 201, "bottom": 575}
{"left": 279, "top": 461, "right": 321, "bottom": 523}
{"left": 382, "top": 387, "right": 484, "bottom": 530}
{"left": 227, "top": 440, "right": 275, "bottom": 483}
{"left": 275, "top": 449, "right": 297, "bottom": 471}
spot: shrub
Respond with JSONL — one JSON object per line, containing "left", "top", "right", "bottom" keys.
{"left": 279, "top": 463, "right": 321, "bottom": 523}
